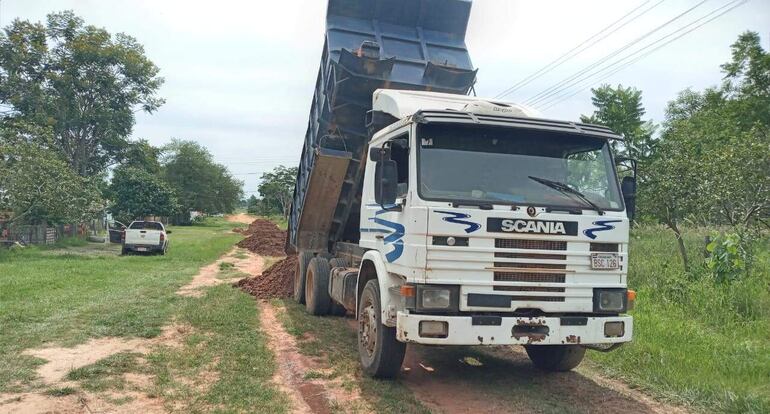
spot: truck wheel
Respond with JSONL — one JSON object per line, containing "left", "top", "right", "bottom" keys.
{"left": 294, "top": 251, "right": 314, "bottom": 304}
{"left": 358, "top": 280, "right": 406, "bottom": 378}
{"left": 327, "top": 258, "right": 349, "bottom": 316}
{"left": 524, "top": 345, "right": 586, "bottom": 372}
{"left": 121, "top": 247, "right": 128, "bottom": 256}
{"left": 305, "top": 257, "right": 332, "bottom": 316}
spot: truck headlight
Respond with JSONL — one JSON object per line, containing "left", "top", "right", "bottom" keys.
{"left": 421, "top": 288, "right": 451, "bottom": 309}
{"left": 593, "top": 289, "right": 627, "bottom": 313}
{"left": 415, "top": 285, "right": 459, "bottom": 312}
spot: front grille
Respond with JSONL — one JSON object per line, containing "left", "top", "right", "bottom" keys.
{"left": 591, "top": 243, "right": 619, "bottom": 252}
{"left": 494, "top": 272, "right": 565, "bottom": 283}
{"left": 490, "top": 238, "right": 574, "bottom": 305}
{"left": 493, "top": 262, "right": 566, "bottom": 270}
{"left": 494, "top": 286, "right": 565, "bottom": 292}
{"left": 495, "top": 252, "right": 567, "bottom": 260}
{"left": 495, "top": 239, "right": 567, "bottom": 250}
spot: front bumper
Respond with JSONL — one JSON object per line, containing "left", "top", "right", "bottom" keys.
{"left": 396, "top": 312, "right": 632, "bottom": 346}
{"left": 123, "top": 243, "right": 164, "bottom": 252}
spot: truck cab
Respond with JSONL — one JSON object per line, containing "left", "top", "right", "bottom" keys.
{"left": 295, "top": 89, "right": 637, "bottom": 378}
{"left": 347, "top": 89, "right": 635, "bottom": 376}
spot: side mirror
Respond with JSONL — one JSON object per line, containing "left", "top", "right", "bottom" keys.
{"left": 375, "top": 159, "right": 398, "bottom": 207}
{"left": 368, "top": 146, "right": 390, "bottom": 162}
{"left": 621, "top": 176, "right": 637, "bottom": 220}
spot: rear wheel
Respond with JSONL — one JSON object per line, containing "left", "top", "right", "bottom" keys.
{"left": 121, "top": 247, "right": 128, "bottom": 256}
{"left": 327, "top": 258, "right": 349, "bottom": 316}
{"left": 294, "top": 251, "right": 314, "bottom": 304}
{"left": 358, "top": 280, "right": 406, "bottom": 378}
{"left": 524, "top": 345, "right": 585, "bottom": 372}
{"left": 305, "top": 257, "right": 332, "bottom": 315}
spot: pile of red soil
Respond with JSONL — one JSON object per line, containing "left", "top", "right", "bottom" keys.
{"left": 235, "top": 255, "right": 297, "bottom": 299}
{"left": 236, "top": 218, "right": 287, "bottom": 256}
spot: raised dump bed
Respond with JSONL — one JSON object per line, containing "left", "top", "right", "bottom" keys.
{"left": 288, "top": 0, "right": 477, "bottom": 252}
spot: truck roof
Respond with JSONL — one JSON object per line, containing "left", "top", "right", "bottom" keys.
{"left": 372, "top": 89, "right": 622, "bottom": 141}
{"left": 372, "top": 89, "right": 541, "bottom": 119}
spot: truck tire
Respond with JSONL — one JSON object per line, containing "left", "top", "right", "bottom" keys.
{"left": 524, "top": 345, "right": 586, "bottom": 372}
{"left": 305, "top": 257, "right": 332, "bottom": 316}
{"left": 327, "top": 258, "right": 349, "bottom": 316}
{"left": 358, "top": 280, "right": 406, "bottom": 379}
{"left": 294, "top": 251, "right": 314, "bottom": 304}
{"left": 121, "top": 247, "right": 128, "bottom": 256}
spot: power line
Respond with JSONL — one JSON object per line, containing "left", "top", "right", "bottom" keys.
{"left": 539, "top": 0, "right": 748, "bottom": 111}
{"left": 524, "top": 0, "right": 709, "bottom": 107}
{"left": 495, "top": 0, "right": 663, "bottom": 100}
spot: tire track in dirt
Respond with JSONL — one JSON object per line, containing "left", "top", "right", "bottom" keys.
{"left": 396, "top": 343, "right": 689, "bottom": 414}
{"left": 177, "top": 247, "right": 261, "bottom": 297}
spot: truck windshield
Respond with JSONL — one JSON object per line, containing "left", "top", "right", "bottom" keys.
{"left": 417, "top": 123, "right": 624, "bottom": 211}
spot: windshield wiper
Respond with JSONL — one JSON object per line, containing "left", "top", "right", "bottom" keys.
{"left": 452, "top": 201, "right": 493, "bottom": 210}
{"left": 528, "top": 176, "right": 605, "bottom": 215}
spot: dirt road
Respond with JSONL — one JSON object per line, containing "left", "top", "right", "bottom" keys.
{"left": 244, "top": 262, "right": 687, "bottom": 413}
{"left": 226, "top": 213, "right": 258, "bottom": 224}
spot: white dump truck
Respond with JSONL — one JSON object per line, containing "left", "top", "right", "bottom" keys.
{"left": 288, "top": 0, "right": 637, "bottom": 378}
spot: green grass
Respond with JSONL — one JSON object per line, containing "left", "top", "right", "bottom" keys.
{"left": 43, "top": 386, "right": 78, "bottom": 397}
{"left": 276, "top": 299, "right": 430, "bottom": 414}
{"left": 588, "top": 225, "right": 770, "bottom": 413}
{"left": 0, "top": 218, "right": 238, "bottom": 391}
{"left": 0, "top": 217, "right": 288, "bottom": 412}
{"left": 145, "top": 286, "right": 288, "bottom": 413}
{"left": 66, "top": 352, "right": 145, "bottom": 391}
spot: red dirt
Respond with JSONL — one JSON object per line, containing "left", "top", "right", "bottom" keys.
{"left": 235, "top": 255, "right": 296, "bottom": 299}
{"left": 236, "top": 218, "right": 287, "bottom": 256}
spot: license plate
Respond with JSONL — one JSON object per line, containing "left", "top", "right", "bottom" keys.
{"left": 591, "top": 253, "right": 619, "bottom": 270}
{"left": 136, "top": 247, "right": 147, "bottom": 252}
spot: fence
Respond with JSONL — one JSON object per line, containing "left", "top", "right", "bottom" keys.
{"left": 0, "top": 219, "right": 107, "bottom": 245}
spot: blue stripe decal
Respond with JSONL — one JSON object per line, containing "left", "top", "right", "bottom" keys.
{"left": 366, "top": 209, "right": 405, "bottom": 262}
{"left": 435, "top": 210, "right": 481, "bottom": 233}
{"left": 583, "top": 220, "right": 622, "bottom": 239}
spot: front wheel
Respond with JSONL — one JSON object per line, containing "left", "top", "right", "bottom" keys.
{"left": 524, "top": 345, "right": 585, "bottom": 372}
{"left": 358, "top": 280, "right": 406, "bottom": 378}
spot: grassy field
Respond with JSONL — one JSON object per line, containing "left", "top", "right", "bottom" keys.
{"left": 3, "top": 216, "right": 767, "bottom": 413}
{"left": 588, "top": 226, "right": 770, "bottom": 413}
{"left": 0, "top": 218, "right": 287, "bottom": 412}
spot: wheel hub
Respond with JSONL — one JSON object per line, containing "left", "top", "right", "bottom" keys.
{"left": 359, "top": 303, "right": 377, "bottom": 357}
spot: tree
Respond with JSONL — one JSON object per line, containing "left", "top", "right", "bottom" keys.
{"left": 119, "top": 139, "right": 162, "bottom": 174}
{"left": 580, "top": 84, "right": 656, "bottom": 159}
{"left": 0, "top": 139, "right": 102, "bottom": 224}
{"left": 640, "top": 32, "right": 770, "bottom": 271}
{"left": 0, "top": 11, "right": 164, "bottom": 176}
{"left": 106, "top": 166, "right": 178, "bottom": 224}
{"left": 162, "top": 140, "right": 243, "bottom": 218}
{"left": 257, "top": 166, "right": 298, "bottom": 219}
{"left": 246, "top": 195, "right": 260, "bottom": 215}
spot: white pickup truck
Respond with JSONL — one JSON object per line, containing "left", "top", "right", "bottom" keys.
{"left": 121, "top": 221, "right": 170, "bottom": 255}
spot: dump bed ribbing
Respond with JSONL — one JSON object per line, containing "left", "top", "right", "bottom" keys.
{"left": 288, "top": 0, "right": 477, "bottom": 252}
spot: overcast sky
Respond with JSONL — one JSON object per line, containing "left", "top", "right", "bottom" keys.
{"left": 3, "top": 0, "right": 769, "bottom": 195}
